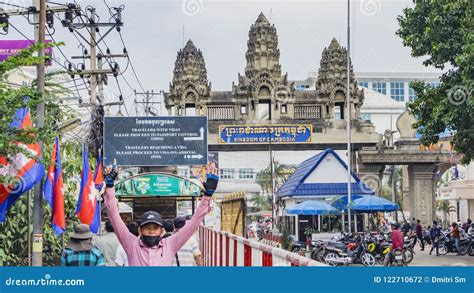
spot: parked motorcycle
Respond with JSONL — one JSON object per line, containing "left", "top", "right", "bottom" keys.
{"left": 323, "top": 236, "right": 376, "bottom": 267}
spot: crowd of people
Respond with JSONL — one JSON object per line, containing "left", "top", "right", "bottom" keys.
{"left": 397, "top": 217, "right": 473, "bottom": 256}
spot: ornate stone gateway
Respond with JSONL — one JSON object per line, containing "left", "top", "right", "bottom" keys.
{"left": 358, "top": 111, "right": 460, "bottom": 225}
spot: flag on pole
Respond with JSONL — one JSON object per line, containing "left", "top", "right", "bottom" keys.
{"left": 43, "top": 137, "right": 65, "bottom": 235}
{"left": 93, "top": 154, "right": 104, "bottom": 192}
{"left": 0, "top": 105, "right": 45, "bottom": 222}
{"left": 76, "top": 145, "right": 100, "bottom": 233}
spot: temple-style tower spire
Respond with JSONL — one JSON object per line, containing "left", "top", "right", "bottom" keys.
{"left": 165, "top": 39, "right": 211, "bottom": 114}
{"left": 316, "top": 38, "right": 363, "bottom": 120}
{"left": 244, "top": 12, "right": 282, "bottom": 80}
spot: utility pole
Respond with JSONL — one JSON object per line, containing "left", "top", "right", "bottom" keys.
{"left": 32, "top": 0, "right": 46, "bottom": 267}
{"left": 134, "top": 90, "right": 162, "bottom": 116}
{"left": 346, "top": 0, "right": 352, "bottom": 234}
{"left": 67, "top": 7, "right": 124, "bottom": 158}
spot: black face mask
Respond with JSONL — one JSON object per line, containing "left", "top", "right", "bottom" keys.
{"left": 141, "top": 235, "right": 161, "bottom": 247}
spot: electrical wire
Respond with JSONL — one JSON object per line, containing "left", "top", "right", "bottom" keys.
{"left": 118, "top": 31, "right": 146, "bottom": 92}
{"left": 0, "top": 1, "right": 28, "bottom": 9}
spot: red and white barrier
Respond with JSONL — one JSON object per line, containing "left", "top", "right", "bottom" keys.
{"left": 199, "top": 226, "right": 325, "bottom": 267}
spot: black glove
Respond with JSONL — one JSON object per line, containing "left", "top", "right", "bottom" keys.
{"left": 104, "top": 167, "right": 119, "bottom": 188}
{"left": 202, "top": 173, "right": 219, "bottom": 197}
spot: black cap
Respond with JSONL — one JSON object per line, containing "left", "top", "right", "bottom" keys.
{"left": 174, "top": 216, "right": 186, "bottom": 229}
{"left": 140, "top": 211, "right": 163, "bottom": 227}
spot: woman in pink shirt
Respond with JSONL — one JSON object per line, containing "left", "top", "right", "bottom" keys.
{"left": 103, "top": 165, "right": 218, "bottom": 266}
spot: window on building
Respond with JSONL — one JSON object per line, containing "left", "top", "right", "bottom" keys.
{"left": 219, "top": 169, "right": 234, "bottom": 179}
{"left": 390, "top": 82, "right": 405, "bottom": 101}
{"left": 177, "top": 167, "right": 190, "bottom": 178}
{"left": 408, "top": 87, "right": 417, "bottom": 102}
{"left": 239, "top": 168, "right": 254, "bottom": 180}
{"left": 428, "top": 82, "right": 439, "bottom": 88}
{"left": 372, "top": 81, "right": 387, "bottom": 95}
{"left": 281, "top": 105, "right": 287, "bottom": 114}
{"left": 240, "top": 105, "right": 247, "bottom": 114}
{"left": 360, "top": 113, "right": 371, "bottom": 122}
{"left": 358, "top": 82, "right": 368, "bottom": 88}
{"left": 294, "top": 106, "right": 321, "bottom": 119}
{"left": 185, "top": 104, "right": 196, "bottom": 116}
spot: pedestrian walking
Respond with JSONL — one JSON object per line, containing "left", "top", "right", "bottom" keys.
{"left": 93, "top": 220, "right": 121, "bottom": 266}
{"left": 449, "top": 222, "right": 461, "bottom": 255}
{"left": 171, "top": 216, "right": 203, "bottom": 266}
{"left": 415, "top": 219, "right": 424, "bottom": 251}
{"left": 410, "top": 218, "right": 417, "bottom": 233}
{"left": 429, "top": 221, "right": 441, "bottom": 256}
{"left": 61, "top": 224, "right": 104, "bottom": 266}
{"left": 103, "top": 164, "right": 219, "bottom": 266}
{"left": 115, "top": 222, "right": 139, "bottom": 266}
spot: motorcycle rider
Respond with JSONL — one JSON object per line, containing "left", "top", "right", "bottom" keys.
{"left": 468, "top": 222, "right": 474, "bottom": 237}
{"left": 429, "top": 221, "right": 441, "bottom": 256}
{"left": 449, "top": 222, "right": 461, "bottom": 255}
{"left": 384, "top": 222, "right": 404, "bottom": 266}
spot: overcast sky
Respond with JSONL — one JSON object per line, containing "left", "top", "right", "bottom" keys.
{"left": 4, "top": 0, "right": 441, "bottom": 114}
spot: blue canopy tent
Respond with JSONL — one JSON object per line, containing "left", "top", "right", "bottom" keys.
{"left": 330, "top": 194, "right": 366, "bottom": 211}
{"left": 351, "top": 196, "right": 400, "bottom": 213}
{"left": 286, "top": 200, "right": 339, "bottom": 215}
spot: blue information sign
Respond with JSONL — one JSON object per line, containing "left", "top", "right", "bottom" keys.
{"left": 104, "top": 116, "right": 208, "bottom": 166}
{"left": 218, "top": 124, "right": 312, "bottom": 144}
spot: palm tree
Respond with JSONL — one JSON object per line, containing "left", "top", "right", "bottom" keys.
{"left": 435, "top": 199, "right": 456, "bottom": 227}
{"left": 255, "top": 160, "right": 288, "bottom": 196}
{"left": 249, "top": 194, "right": 271, "bottom": 211}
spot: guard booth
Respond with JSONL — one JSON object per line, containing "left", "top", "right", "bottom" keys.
{"left": 113, "top": 172, "right": 205, "bottom": 223}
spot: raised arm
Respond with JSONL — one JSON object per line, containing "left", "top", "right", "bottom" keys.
{"left": 103, "top": 165, "right": 136, "bottom": 251}
{"left": 166, "top": 173, "right": 219, "bottom": 253}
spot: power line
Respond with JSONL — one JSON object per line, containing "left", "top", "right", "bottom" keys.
{"left": 118, "top": 31, "right": 145, "bottom": 92}
{"left": 0, "top": 1, "right": 28, "bottom": 9}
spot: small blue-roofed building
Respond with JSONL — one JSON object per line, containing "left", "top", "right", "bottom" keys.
{"left": 277, "top": 148, "right": 374, "bottom": 240}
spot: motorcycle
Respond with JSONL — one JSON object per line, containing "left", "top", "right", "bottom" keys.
{"left": 289, "top": 235, "right": 306, "bottom": 253}
{"left": 386, "top": 248, "right": 407, "bottom": 266}
{"left": 324, "top": 236, "right": 376, "bottom": 267}
{"left": 466, "top": 235, "right": 474, "bottom": 256}
{"left": 438, "top": 232, "right": 470, "bottom": 255}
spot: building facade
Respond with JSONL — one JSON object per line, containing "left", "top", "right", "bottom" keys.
{"left": 164, "top": 13, "right": 380, "bottom": 210}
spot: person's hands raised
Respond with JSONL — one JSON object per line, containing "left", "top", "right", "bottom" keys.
{"left": 202, "top": 165, "right": 219, "bottom": 197}
{"left": 104, "top": 159, "right": 121, "bottom": 188}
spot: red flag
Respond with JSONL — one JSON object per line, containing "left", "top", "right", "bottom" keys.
{"left": 43, "top": 137, "right": 65, "bottom": 235}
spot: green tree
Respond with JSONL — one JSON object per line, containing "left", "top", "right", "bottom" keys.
{"left": 0, "top": 43, "right": 87, "bottom": 265}
{"left": 397, "top": 0, "right": 474, "bottom": 164}
{"left": 249, "top": 194, "right": 271, "bottom": 211}
{"left": 435, "top": 199, "right": 456, "bottom": 228}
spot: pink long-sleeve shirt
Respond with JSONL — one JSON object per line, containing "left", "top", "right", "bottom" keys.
{"left": 104, "top": 187, "right": 211, "bottom": 266}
